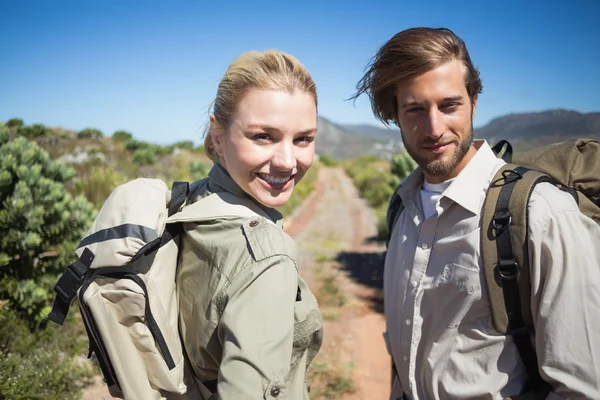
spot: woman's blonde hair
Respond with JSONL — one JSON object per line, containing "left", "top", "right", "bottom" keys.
{"left": 204, "top": 50, "right": 317, "bottom": 161}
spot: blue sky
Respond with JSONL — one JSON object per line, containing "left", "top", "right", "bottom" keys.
{"left": 1, "top": 0, "right": 599, "bottom": 145}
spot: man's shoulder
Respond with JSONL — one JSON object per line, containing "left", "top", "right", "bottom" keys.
{"left": 529, "top": 182, "right": 581, "bottom": 215}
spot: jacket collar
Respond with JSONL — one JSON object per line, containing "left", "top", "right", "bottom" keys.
{"left": 398, "top": 140, "right": 505, "bottom": 216}
{"left": 208, "top": 162, "right": 284, "bottom": 226}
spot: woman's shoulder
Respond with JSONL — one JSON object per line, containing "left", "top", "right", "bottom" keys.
{"left": 240, "top": 217, "right": 298, "bottom": 264}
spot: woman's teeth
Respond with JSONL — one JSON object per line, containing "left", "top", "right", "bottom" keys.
{"left": 259, "top": 174, "right": 290, "bottom": 185}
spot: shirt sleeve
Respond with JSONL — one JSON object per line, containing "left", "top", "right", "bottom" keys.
{"left": 216, "top": 254, "right": 298, "bottom": 399}
{"left": 527, "top": 184, "right": 600, "bottom": 399}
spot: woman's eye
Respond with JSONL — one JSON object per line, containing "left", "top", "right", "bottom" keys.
{"left": 252, "top": 133, "right": 272, "bottom": 143}
{"left": 294, "top": 136, "right": 314, "bottom": 145}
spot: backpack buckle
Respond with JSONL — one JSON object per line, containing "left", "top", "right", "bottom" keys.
{"left": 496, "top": 259, "right": 519, "bottom": 280}
{"left": 501, "top": 169, "right": 523, "bottom": 184}
{"left": 53, "top": 248, "right": 94, "bottom": 303}
{"left": 492, "top": 212, "right": 512, "bottom": 234}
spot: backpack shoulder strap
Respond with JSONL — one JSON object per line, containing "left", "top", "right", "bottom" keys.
{"left": 167, "top": 191, "right": 273, "bottom": 224}
{"left": 481, "top": 163, "right": 554, "bottom": 394}
{"left": 386, "top": 184, "right": 405, "bottom": 248}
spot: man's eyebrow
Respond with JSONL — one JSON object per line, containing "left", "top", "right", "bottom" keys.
{"left": 400, "top": 96, "right": 465, "bottom": 109}
{"left": 441, "top": 95, "right": 464, "bottom": 103}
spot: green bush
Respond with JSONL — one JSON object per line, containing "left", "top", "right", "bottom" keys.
{"left": 318, "top": 153, "right": 338, "bottom": 167}
{"left": 390, "top": 152, "right": 417, "bottom": 187}
{"left": 77, "top": 128, "right": 103, "bottom": 140}
{"left": 0, "top": 126, "right": 96, "bottom": 327}
{"left": 133, "top": 148, "right": 157, "bottom": 165}
{"left": 112, "top": 130, "right": 133, "bottom": 142}
{"left": 189, "top": 161, "right": 210, "bottom": 181}
{"left": 16, "top": 123, "right": 51, "bottom": 139}
{"left": 0, "top": 304, "right": 94, "bottom": 400}
{"left": 6, "top": 118, "right": 24, "bottom": 129}
{"left": 125, "top": 139, "right": 149, "bottom": 151}
{"left": 173, "top": 140, "right": 194, "bottom": 151}
{"left": 344, "top": 151, "right": 417, "bottom": 239}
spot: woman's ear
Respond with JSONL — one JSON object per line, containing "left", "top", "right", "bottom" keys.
{"left": 209, "top": 115, "right": 224, "bottom": 156}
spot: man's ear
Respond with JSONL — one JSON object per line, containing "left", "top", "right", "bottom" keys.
{"left": 471, "top": 96, "right": 478, "bottom": 119}
{"left": 209, "top": 115, "right": 224, "bottom": 156}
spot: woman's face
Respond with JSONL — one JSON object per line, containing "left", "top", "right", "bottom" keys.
{"left": 211, "top": 89, "right": 317, "bottom": 208}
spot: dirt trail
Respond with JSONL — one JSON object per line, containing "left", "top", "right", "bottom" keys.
{"left": 289, "top": 167, "right": 390, "bottom": 399}
{"left": 81, "top": 166, "right": 390, "bottom": 400}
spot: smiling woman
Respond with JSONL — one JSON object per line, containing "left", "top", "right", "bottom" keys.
{"left": 176, "top": 50, "right": 323, "bottom": 400}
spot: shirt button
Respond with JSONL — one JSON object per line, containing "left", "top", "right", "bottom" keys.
{"left": 403, "top": 356, "right": 408, "bottom": 362}
{"left": 249, "top": 220, "right": 259, "bottom": 227}
{"left": 270, "top": 386, "right": 281, "bottom": 397}
{"left": 421, "top": 242, "right": 429, "bottom": 249}
{"left": 405, "top": 319, "right": 412, "bottom": 326}
{"left": 411, "top": 280, "right": 418, "bottom": 288}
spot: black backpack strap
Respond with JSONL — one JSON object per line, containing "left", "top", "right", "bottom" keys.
{"left": 48, "top": 248, "right": 95, "bottom": 325}
{"left": 483, "top": 163, "right": 554, "bottom": 396}
{"left": 169, "top": 181, "right": 190, "bottom": 217}
{"left": 386, "top": 185, "right": 405, "bottom": 248}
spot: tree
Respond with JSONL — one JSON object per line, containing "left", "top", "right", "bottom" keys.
{"left": 16, "top": 123, "right": 51, "bottom": 139}
{"left": 6, "top": 118, "right": 24, "bottom": 129}
{"left": 77, "top": 128, "right": 103, "bottom": 139}
{"left": 0, "top": 125, "right": 96, "bottom": 327}
{"left": 112, "top": 130, "right": 133, "bottom": 142}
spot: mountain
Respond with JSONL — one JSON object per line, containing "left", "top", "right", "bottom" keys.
{"left": 316, "top": 109, "right": 600, "bottom": 159}
{"left": 474, "top": 109, "right": 600, "bottom": 146}
{"left": 316, "top": 116, "right": 403, "bottom": 160}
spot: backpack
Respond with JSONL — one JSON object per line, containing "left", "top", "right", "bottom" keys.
{"left": 386, "top": 138, "right": 600, "bottom": 398}
{"left": 48, "top": 177, "right": 272, "bottom": 400}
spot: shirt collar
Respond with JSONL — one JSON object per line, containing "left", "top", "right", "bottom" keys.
{"left": 208, "top": 162, "right": 284, "bottom": 226}
{"left": 397, "top": 140, "right": 505, "bottom": 215}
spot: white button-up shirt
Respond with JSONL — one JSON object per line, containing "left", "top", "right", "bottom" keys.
{"left": 384, "top": 140, "right": 600, "bottom": 399}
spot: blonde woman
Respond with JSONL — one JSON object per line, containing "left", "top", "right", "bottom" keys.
{"left": 176, "top": 50, "right": 323, "bottom": 399}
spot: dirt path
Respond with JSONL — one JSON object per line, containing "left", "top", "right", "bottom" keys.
{"left": 81, "top": 166, "right": 390, "bottom": 400}
{"left": 289, "top": 167, "right": 390, "bottom": 399}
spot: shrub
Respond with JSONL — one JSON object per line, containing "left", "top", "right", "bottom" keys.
{"left": 173, "top": 140, "right": 194, "bottom": 151}
{"left": 318, "top": 153, "right": 338, "bottom": 167}
{"left": 16, "top": 123, "right": 51, "bottom": 139}
{"left": 112, "top": 130, "right": 133, "bottom": 142}
{"left": 133, "top": 148, "right": 157, "bottom": 165}
{"left": 77, "top": 128, "right": 103, "bottom": 140}
{"left": 6, "top": 118, "right": 24, "bottom": 129}
{"left": 0, "top": 126, "right": 96, "bottom": 327}
{"left": 0, "top": 304, "right": 94, "bottom": 399}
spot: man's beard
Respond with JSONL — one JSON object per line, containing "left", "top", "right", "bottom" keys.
{"left": 401, "top": 124, "right": 473, "bottom": 180}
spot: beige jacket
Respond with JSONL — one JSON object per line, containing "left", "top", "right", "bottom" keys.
{"left": 177, "top": 163, "right": 323, "bottom": 400}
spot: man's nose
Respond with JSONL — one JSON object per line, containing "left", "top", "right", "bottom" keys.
{"left": 426, "top": 109, "right": 446, "bottom": 139}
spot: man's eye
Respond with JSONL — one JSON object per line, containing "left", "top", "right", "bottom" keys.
{"left": 406, "top": 107, "right": 423, "bottom": 114}
{"left": 441, "top": 103, "right": 460, "bottom": 111}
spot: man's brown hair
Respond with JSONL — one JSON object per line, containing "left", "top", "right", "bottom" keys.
{"left": 351, "top": 27, "right": 483, "bottom": 126}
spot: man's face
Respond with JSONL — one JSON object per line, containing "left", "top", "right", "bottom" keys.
{"left": 395, "top": 60, "right": 477, "bottom": 183}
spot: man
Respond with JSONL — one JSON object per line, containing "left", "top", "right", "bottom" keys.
{"left": 352, "top": 27, "right": 600, "bottom": 399}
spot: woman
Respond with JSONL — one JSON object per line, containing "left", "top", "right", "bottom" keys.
{"left": 176, "top": 50, "right": 323, "bottom": 399}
